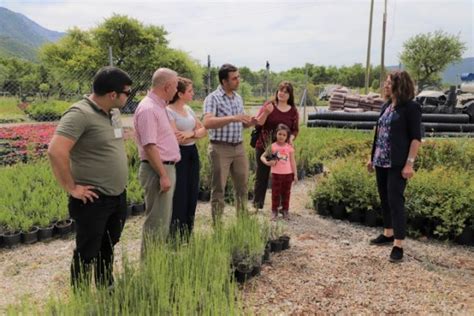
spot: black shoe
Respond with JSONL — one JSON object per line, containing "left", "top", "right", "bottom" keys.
{"left": 389, "top": 246, "right": 403, "bottom": 263}
{"left": 370, "top": 234, "right": 394, "bottom": 246}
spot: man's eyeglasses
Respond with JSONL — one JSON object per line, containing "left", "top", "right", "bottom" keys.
{"left": 117, "top": 89, "right": 132, "bottom": 97}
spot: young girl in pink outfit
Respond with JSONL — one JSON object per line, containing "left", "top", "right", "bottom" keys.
{"left": 260, "top": 124, "right": 297, "bottom": 220}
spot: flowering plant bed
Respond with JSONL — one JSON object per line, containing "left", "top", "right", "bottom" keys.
{"left": 0, "top": 124, "right": 136, "bottom": 165}
{"left": 0, "top": 123, "right": 56, "bottom": 165}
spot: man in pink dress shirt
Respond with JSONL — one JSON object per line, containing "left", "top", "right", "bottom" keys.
{"left": 133, "top": 68, "right": 179, "bottom": 254}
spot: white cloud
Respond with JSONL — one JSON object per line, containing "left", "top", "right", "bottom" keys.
{"left": 0, "top": 0, "right": 472, "bottom": 71}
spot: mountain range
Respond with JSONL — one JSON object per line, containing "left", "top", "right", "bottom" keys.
{"left": 0, "top": 7, "right": 64, "bottom": 60}
{"left": 0, "top": 6, "right": 472, "bottom": 83}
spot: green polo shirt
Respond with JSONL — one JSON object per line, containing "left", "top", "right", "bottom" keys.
{"left": 55, "top": 97, "right": 128, "bottom": 196}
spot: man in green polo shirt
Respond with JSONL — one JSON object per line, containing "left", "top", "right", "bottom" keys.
{"left": 48, "top": 66, "right": 132, "bottom": 289}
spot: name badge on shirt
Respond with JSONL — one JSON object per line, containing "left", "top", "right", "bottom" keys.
{"left": 114, "top": 128, "right": 123, "bottom": 138}
{"left": 110, "top": 109, "right": 123, "bottom": 138}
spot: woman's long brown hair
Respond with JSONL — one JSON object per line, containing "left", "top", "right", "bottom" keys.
{"left": 388, "top": 71, "right": 415, "bottom": 106}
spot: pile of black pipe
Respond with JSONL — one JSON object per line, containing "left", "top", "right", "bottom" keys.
{"left": 307, "top": 112, "right": 474, "bottom": 136}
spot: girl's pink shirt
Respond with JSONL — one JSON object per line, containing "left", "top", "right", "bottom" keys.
{"left": 271, "top": 142, "right": 294, "bottom": 174}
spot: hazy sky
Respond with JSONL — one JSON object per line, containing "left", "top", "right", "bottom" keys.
{"left": 1, "top": 0, "right": 472, "bottom": 71}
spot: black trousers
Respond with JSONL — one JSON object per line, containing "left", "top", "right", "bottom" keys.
{"left": 170, "top": 144, "right": 200, "bottom": 238}
{"left": 69, "top": 190, "right": 127, "bottom": 288}
{"left": 375, "top": 166, "right": 407, "bottom": 240}
{"left": 253, "top": 147, "right": 271, "bottom": 209}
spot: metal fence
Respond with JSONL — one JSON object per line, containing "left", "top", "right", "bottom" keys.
{"left": 0, "top": 67, "right": 321, "bottom": 166}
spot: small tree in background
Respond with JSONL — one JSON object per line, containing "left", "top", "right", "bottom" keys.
{"left": 238, "top": 80, "right": 253, "bottom": 103}
{"left": 400, "top": 30, "right": 466, "bottom": 89}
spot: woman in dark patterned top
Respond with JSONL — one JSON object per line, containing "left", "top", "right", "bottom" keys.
{"left": 367, "top": 71, "right": 422, "bottom": 263}
{"left": 253, "top": 81, "right": 299, "bottom": 212}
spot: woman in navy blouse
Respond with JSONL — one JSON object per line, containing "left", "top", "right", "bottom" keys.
{"left": 367, "top": 71, "right": 422, "bottom": 263}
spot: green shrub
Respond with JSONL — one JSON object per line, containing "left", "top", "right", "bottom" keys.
{"left": 0, "top": 97, "right": 28, "bottom": 123}
{"left": 312, "top": 159, "right": 379, "bottom": 212}
{"left": 406, "top": 166, "right": 474, "bottom": 238}
{"left": 417, "top": 139, "right": 474, "bottom": 173}
{"left": 26, "top": 100, "right": 70, "bottom": 121}
{"left": 0, "top": 160, "right": 68, "bottom": 232}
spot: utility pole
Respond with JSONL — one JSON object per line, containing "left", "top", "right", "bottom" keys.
{"left": 108, "top": 46, "right": 113, "bottom": 66}
{"left": 207, "top": 55, "right": 211, "bottom": 95}
{"left": 303, "top": 65, "right": 308, "bottom": 124}
{"left": 379, "top": 0, "right": 388, "bottom": 92}
{"left": 364, "top": 0, "right": 375, "bottom": 94}
{"left": 265, "top": 61, "right": 270, "bottom": 100}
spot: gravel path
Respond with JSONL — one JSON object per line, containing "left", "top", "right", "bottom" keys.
{"left": 1, "top": 178, "right": 473, "bottom": 314}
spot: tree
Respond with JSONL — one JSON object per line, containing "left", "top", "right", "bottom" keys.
{"left": 238, "top": 80, "right": 253, "bottom": 102}
{"left": 0, "top": 57, "right": 40, "bottom": 96}
{"left": 400, "top": 30, "right": 466, "bottom": 89}
{"left": 38, "top": 15, "right": 203, "bottom": 99}
{"left": 94, "top": 14, "right": 168, "bottom": 72}
{"left": 39, "top": 27, "right": 100, "bottom": 97}
{"left": 239, "top": 66, "right": 260, "bottom": 86}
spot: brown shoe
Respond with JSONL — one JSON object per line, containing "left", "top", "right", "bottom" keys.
{"left": 282, "top": 210, "right": 290, "bottom": 221}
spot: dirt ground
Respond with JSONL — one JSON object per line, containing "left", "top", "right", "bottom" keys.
{"left": 0, "top": 177, "right": 473, "bottom": 314}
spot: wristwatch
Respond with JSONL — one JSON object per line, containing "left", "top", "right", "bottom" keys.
{"left": 406, "top": 157, "right": 415, "bottom": 164}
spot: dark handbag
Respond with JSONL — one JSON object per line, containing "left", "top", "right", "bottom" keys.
{"left": 250, "top": 126, "right": 261, "bottom": 148}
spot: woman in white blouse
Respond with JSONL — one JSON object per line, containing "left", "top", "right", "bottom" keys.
{"left": 167, "top": 77, "right": 207, "bottom": 238}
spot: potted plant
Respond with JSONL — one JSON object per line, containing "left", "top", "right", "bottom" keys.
{"left": 269, "top": 222, "right": 284, "bottom": 252}
{"left": 279, "top": 234, "right": 290, "bottom": 250}
{"left": 20, "top": 217, "right": 39, "bottom": 245}
{"left": 456, "top": 220, "right": 474, "bottom": 246}
{"left": 234, "top": 257, "right": 254, "bottom": 284}
{"left": 1, "top": 220, "right": 21, "bottom": 248}
{"left": 37, "top": 217, "right": 54, "bottom": 242}
{"left": 55, "top": 218, "right": 73, "bottom": 237}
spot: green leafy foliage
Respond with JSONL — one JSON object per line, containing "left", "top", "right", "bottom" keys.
{"left": 25, "top": 100, "right": 70, "bottom": 121}
{"left": 400, "top": 30, "right": 466, "bottom": 88}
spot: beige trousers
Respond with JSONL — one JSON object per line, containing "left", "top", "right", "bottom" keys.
{"left": 208, "top": 143, "right": 249, "bottom": 224}
{"left": 138, "top": 162, "right": 176, "bottom": 255}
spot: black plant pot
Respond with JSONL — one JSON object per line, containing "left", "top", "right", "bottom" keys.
{"left": 315, "top": 200, "right": 330, "bottom": 217}
{"left": 262, "top": 245, "right": 271, "bottom": 263}
{"left": 456, "top": 226, "right": 474, "bottom": 247}
{"left": 426, "top": 218, "right": 441, "bottom": 238}
{"left": 270, "top": 239, "right": 283, "bottom": 252}
{"left": 198, "top": 190, "right": 211, "bottom": 202}
{"left": 331, "top": 203, "right": 347, "bottom": 220}
{"left": 234, "top": 263, "right": 253, "bottom": 283}
{"left": 364, "top": 209, "right": 378, "bottom": 227}
{"left": 55, "top": 219, "right": 73, "bottom": 237}
{"left": 348, "top": 209, "right": 364, "bottom": 223}
{"left": 409, "top": 216, "right": 431, "bottom": 237}
{"left": 38, "top": 225, "right": 54, "bottom": 241}
{"left": 21, "top": 226, "right": 39, "bottom": 244}
{"left": 279, "top": 235, "right": 290, "bottom": 250}
{"left": 132, "top": 203, "right": 145, "bottom": 216}
{"left": 126, "top": 205, "right": 133, "bottom": 218}
{"left": 2, "top": 231, "right": 21, "bottom": 248}
{"left": 251, "top": 264, "right": 262, "bottom": 277}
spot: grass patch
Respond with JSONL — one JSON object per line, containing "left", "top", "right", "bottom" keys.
{"left": 0, "top": 97, "right": 27, "bottom": 123}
